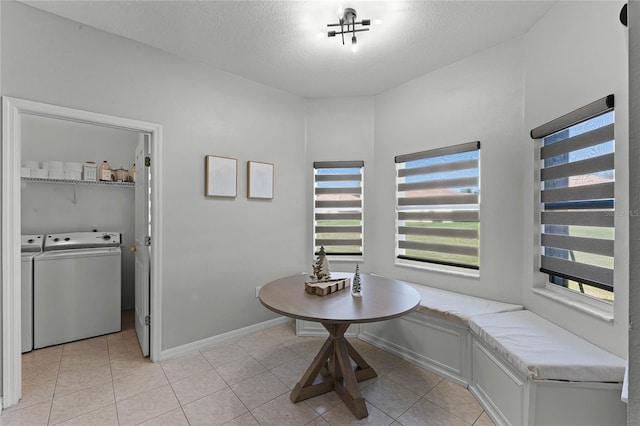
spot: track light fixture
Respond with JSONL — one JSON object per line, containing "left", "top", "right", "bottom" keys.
{"left": 327, "top": 7, "right": 370, "bottom": 51}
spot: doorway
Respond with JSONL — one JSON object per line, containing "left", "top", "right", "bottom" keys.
{"left": 2, "top": 97, "right": 163, "bottom": 408}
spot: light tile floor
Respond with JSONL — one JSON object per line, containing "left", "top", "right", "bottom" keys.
{"left": 2, "top": 314, "right": 495, "bottom": 425}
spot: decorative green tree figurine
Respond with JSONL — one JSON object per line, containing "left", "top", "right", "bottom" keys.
{"left": 352, "top": 264, "right": 362, "bottom": 297}
{"left": 312, "top": 246, "right": 331, "bottom": 281}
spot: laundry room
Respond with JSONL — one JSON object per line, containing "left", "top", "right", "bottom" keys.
{"left": 20, "top": 113, "right": 140, "bottom": 352}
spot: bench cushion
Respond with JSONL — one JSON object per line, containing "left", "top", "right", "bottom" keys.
{"left": 407, "top": 283, "right": 523, "bottom": 326}
{"left": 469, "top": 310, "right": 625, "bottom": 382}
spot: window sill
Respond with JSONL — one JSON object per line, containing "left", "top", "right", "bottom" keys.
{"left": 531, "top": 287, "right": 614, "bottom": 322}
{"left": 395, "top": 258, "right": 480, "bottom": 279}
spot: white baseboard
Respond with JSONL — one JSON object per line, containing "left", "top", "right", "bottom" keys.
{"left": 159, "top": 317, "right": 293, "bottom": 361}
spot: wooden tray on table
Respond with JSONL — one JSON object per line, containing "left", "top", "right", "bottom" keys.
{"left": 304, "top": 278, "right": 351, "bottom": 296}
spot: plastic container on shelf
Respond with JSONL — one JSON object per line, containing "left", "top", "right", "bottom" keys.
{"left": 31, "top": 169, "right": 48, "bottom": 179}
{"left": 83, "top": 161, "right": 97, "bottom": 181}
{"left": 98, "top": 161, "right": 112, "bottom": 181}
{"left": 64, "top": 162, "right": 83, "bottom": 173}
{"left": 44, "top": 161, "right": 64, "bottom": 171}
{"left": 64, "top": 171, "right": 82, "bottom": 180}
{"left": 115, "top": 167, "right": 129, "bottom": 183}
{"left": 49, "top": 170, "right": 65, "bottom": 180}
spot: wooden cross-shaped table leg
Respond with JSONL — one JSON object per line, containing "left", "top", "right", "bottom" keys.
{"left": 289, "top": 323, "right": 377, "bottom": 419}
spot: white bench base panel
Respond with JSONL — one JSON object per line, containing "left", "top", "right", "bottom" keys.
{"left": 358, "top": 311, "right": 471, "bottom": 387}
{"left": 470, "top": 337, "right": 626, "bottom": 426}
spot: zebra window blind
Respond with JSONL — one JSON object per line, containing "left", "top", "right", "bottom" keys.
{"left": 531, "top": 95, "right": 615, "bottom": 294}
{"left": 313, "top": 161, "right": 364, "bottom": 256}
{"left": 395, "top": 141, "right": 480, "bottom": 269}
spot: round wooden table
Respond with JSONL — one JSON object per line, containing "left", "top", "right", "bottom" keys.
{"left": 259, "top": 272, "right": 420, "bottom": 419}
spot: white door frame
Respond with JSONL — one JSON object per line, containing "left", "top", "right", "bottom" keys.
{"left": 2, "top": 96, "right": 163, "bottom": 408}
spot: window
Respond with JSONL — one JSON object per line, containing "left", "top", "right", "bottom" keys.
{"left": 531, "top": 95, "right": 615, "bottom": 302}
{"left": 395, "top": 142, "right": 480, "bottom": 270}
{"left": 313, "top": 161, "right": 363, "bottom": 258}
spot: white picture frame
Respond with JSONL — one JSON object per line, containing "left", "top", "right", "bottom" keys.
{"left": 247, "top": 161, "right": 274, "bottom": 199}
{"left": 205, "top": 155, "right": 237, "bottom": 198}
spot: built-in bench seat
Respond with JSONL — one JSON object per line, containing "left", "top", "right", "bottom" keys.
{"left": 409, "top": 283, "right": 524, "bottom": 326}
{"left": 468, "top": 310, "right": 627, "bottom": 425}
{"left": 357, "top": 281, "right": 523, "bottom": 386}
{"left": 469, "top": 310, "right": 625, "bottom": 382}
{"left": 302, "top": 277, "right": 627, "bottom": 424}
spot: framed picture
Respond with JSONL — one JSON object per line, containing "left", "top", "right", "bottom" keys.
{"left": 247, "top": 161, "right": 274, "bottom": 199}
{"left": 205, "top": 155, "right": 237, "bottom": 198}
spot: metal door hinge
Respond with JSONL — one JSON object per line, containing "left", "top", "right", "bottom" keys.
{"left": 145, "top": 315, "right": 151, "bottom": 326}
{"left": 145, "top": 156, "right": 151, "bottom": 167}
{"left": 144, "top": 236, "right": 151, "bottom": 246}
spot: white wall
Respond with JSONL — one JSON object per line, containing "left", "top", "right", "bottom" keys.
{"left": 21, "top": 114, "right": 138, "bottom": 310}
{"left": 1, "top": 1, "right": 308, "bottom": 352}
{"left": 305, "top": 97, "right": 375, "bottom": 273}
{"left": 371, "top": 37, "right": 526, "bottom": 304}
{"left": 523, "top": 1, "right": 628, "bottom": 357}
{"left": 21, "top": 114, "right": 137, "bottom": 171}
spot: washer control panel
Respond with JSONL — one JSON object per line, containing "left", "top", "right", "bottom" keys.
{"left": 21, "top": 234, "right": 44, "bottom": 252}
{"left": 44, "top": 231, "right": 121, "bottom": 251}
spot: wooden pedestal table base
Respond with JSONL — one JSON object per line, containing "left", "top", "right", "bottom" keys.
{"left": 258, "top": 272, "right": 420, "bottom": 420}
{"left": 290, "top": 323, "right": 377, "bottom": 419}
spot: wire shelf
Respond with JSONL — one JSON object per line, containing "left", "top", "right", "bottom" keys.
{"left": 21, "top": 177, "right": 134, "bottom": 187}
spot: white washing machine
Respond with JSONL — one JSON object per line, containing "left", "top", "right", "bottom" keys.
{"left": 21, "top": 234, "right": 43, "bottom": 353}
{"left": 33, "top": 231, "right": 121, "bottom": 349}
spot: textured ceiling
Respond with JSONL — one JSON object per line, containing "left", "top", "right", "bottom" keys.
{"left": 23, "top": 1, "right": 555, "bottom": 98}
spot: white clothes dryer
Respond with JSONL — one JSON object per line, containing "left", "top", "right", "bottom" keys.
{"left": 33, "top": 231, "right": 121, "bottom": 349}
{"left": 21, "top": 234, "right": 43, "bottom": 353}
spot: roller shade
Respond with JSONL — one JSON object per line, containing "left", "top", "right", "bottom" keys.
{"left": 533, "top": 100, "right": 615, "bottom": 293}
{"left": 314, "top": 161, "right": 364, "bottom": 256}
{"left": 530, "top": 95, "right": 614, "bottom": 139}
{"left": 395, "top": 142, "right": 480, "bottom": 269}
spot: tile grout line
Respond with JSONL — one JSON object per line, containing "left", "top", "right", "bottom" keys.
{"left": 421, "top": 382, "right": 482, "bottom": 426}
{"left": 48, "top": 339, "right": 113, "bottom": 426}
{"left": 46, "top": 349, "right": 63, "bottom": 426}
{"left": 216, "top": 328, "right": 320, "bottom": 425}
{"left": 106, "top": 336, "right": 121, "bottom": 426}
{"left": 166, "top": 351, "right": 235, "bottom": 422}
{"left": 139, "top": 357, "right": 179, "bottom": 424}
{"left": 110, "top": 354, "right": 175, "bottom": 425}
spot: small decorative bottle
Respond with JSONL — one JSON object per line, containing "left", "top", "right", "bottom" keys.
{"left": 352, "top": 264, "right": 362, "bottom": 297}
{"left": 129, "top": 163, "right": 136, "bottom": 183}
{"left": 98, "top": 160, "right": 112, "bottom": 181}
